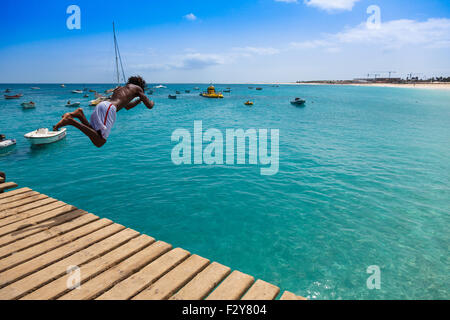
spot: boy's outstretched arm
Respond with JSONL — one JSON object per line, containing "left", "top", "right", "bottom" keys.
{"left": 137, "top": 89, "right": 155, "bottom": 109}
{"left": 124, "top": 98, "right": 142, "bottom": 110}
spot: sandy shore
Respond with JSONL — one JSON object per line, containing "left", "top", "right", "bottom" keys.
{"left": 281, "top": 82, "right": 450, "bottom": 90}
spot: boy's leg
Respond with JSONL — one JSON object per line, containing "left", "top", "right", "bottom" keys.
{"left": 68, "top": 108, "right": 90, "bottom": 126}
{"left": 53, "top": 115, "right": 106, "bottom": 148}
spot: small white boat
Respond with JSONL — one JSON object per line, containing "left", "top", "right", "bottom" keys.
{"left": 72, "top": 90, "right": 83, "bottom": 94}
{"left": 66, "top": 102, "right": 81, "bottom": 107}
{"left": 0, "top": 136, "right": 16, "bottom": 150}
{"left": 21, "top": 102, "right": 36, "bottom": 109}
{"left": 31, "top": 87, "right": 40, "bottom": 90}
{"left": 24, "top": 128, "right": 67, "bottom": 145}
{"left": 61, "top": 84, "right": 66, "bottom": 88}
{"left": 153, "top": 85, "right": 167, "bottom": 89}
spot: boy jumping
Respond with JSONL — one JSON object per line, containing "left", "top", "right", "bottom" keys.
{"left": 53, "top": 75, "right": 154, "bottom": 147}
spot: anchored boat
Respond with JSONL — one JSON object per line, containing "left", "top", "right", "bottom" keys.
{"left": 290, "top": 98, "right": 306, "bottom": 106}
{"left": 200, "top": 85, "right": 224, "bottom": 99}
{"left": 24, "top": 128, "right": 67, "bottom": 145}
{"left": 168, "top": 95, "right": 177, "bottom": 99}
{"left": 244, "top": 101, "right": 254, "bottom": 106}
{"left": 21, "top": 101, "right": 36, "bottom": 109}
{"left": 66, "top": 101, "right": 81, "bottom": 107}
{"left": 72, "top": 90, "right": 83, "bottom": 94}
{"left": 0, "top": 135, "right": 16, "bottom": 150}
{"left": 4, "top": 94, "right": 23, "bottom": 99}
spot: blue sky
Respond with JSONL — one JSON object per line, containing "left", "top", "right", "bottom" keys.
{"left": 1, "top": 0, "right": 449, "bottom": 83}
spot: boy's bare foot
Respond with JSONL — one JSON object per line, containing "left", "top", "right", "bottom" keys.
{"left": 69, "top": 108, "right": 83, "bottom": 120}
{"left": 53, "top": 114, "right": 73, "bottom": 131}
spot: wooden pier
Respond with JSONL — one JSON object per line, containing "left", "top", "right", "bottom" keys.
{"left": 0, "top": 182, "right": 305, "bottom": 300}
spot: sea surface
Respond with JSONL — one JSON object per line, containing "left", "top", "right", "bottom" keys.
{"left": 1, "top": 83, "right": 449, "bottom": 299}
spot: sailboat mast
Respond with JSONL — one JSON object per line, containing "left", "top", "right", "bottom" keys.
{"left": 113, "top": 22, "right": 120, "bottom": 87}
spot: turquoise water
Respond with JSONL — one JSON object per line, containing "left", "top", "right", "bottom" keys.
{"left": 1, "top": 84, "right": 449, "bottom": 299}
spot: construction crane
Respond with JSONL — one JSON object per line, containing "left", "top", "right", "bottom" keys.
{"left": 372, "top": 71, "right": 397, "bottom": 79}
{"left": 367, "top": 73, "right": 380, "bottom": 80}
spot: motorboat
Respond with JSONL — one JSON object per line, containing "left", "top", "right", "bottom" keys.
{"left": 0, "top": 135, "right": 16, "bottom": 150}
{"left": 223, "top": 89, "right": 231, "bottom": 93}
{"left": 290, "top": 98, "right": 306, "bottom": 106}
{"left": 4, "top": 94, "right": 23, "bottom": 99}
{"left": 60, "top": 84, "right": 66, "bottom": 88}
{"left": 90, "top": 96, "right": 106, "bottom": 106}
{"left": 168, "top": 95, "right": 177, "bottom": 99}
{"left": 83, "top": 94, "right": 89, "bottom": 98}
{"left": 154, "top": 85, "right": 167, "bottom": 89}
{"left": 193, "top": 87, "right": 200, "bottom": 90}
{"left": 66, "top": 101, "right": 81, "bottom": 107}
{"left": 244, "top": 101, "right": 254, "bottom": 106}
{"left": 72, "top": 90, "right": 83, "bottom": 94}
{"left": 175, "top": 91, "right": 181, "bottom": 94}
{"left": 31, "top": 87, "right": 40, "bottom": 90}
{"left": 24, "top": 128, "right": 67, "bottom": 145}
{"left": 21, "top": 101, "right": 36, "bottom": 109}
{"left": 200, "top": 85, "right": 224, "bottom": 99}
{"left": 185, "top": 90, "right": 190, "bottom": 93}
{"left": 256, "top": 87, "right": 263, "bottom": 91}
{"left": 89, "top": 89, "right": 96, "bottom": 92}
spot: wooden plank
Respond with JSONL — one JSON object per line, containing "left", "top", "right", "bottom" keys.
{"left": 0, "top": 205, "right": 79, "bottom": 247}
{"left": 279, "top": 291, "right": 307, "bottom": 300}
{"left": 206, "top": 270, "right": 254, "bottom": 300}
{"left": 0, "top": 193, "right": 47, "bottom": 211}
{"left": 0, "top": 228, "right": 140, "bottom": 300}
{"left": 0, "top": 197, "right": 58, "bottom": 220}
{"left": 0, "top": 203, "right": 76, "bottom": 238}
{"left": 96, "top": 247, "right": 189, "bottom": 300}
{"left": 0, "top": 211, "right": 94, "bottom": 259}
{"left": 22, "top": 235, "right": 154, "bottom": 300}
{"left": 0, "top": 215, "right": 107, "bottom": 273}
{"left": 132, "top": 254, "right": 210, "bottom": 300}
{"left": 0, "top": 188, "right": 32, "bottom": 200}
{"left": 0, "top": 182, "right": 18, "bottom": 192}
{"left": 170, "top": 262, "right": 231, "bottom": 300}
{"left": 0, "top": 191, "right": 36, "bottom": 205}
{"left": 59, "top": 241, "right": 171, "bottom": 300}
{"left": 0, "top": 201, "right": 68, "bottom": 228}
{"left": 0, "top": 220, "right": 120, "bottom": 287}
{"left": 241, "top": 280, "right": 280, "bottom": 300}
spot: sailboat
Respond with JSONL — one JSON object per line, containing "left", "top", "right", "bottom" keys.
{"left": 92, "top": 22, "right": 126, "bottom": 106}
{"left": 105, "top": 22, "right": 126, "bottom": 94}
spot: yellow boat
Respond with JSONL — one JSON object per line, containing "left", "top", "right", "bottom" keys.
{"left": 200, "top": 85, "right": 223, "bottom": 99}
{"left": 244, "top": 101, "right": 254, "bottom": 106}
{"left": 89, "top": 97, "right": 106, "bottom": 106}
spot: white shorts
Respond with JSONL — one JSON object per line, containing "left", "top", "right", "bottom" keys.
{"left": 90, "top": 101, "right": 117, "bottom": 140}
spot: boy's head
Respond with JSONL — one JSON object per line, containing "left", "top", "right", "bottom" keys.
{"left": 127, "top": 75, "right": 146, "bottom": 91}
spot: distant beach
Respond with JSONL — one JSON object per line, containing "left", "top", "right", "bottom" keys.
{"left": 276, "top": 82, "right": 450, "bottom": 90}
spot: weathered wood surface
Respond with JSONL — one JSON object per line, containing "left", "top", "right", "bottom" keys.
{"left": 0, "top": 183, "right": 306, "bottom": 300}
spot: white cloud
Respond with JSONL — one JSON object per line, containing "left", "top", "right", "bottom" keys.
{"left": 232, "top": 46, "right": 280, "bottom": 56}
{"left": 184, "top": 13, "right": 197, "bottom": 21}
{"left": 291, "top": 18, "right": 450, "bottom": 50}
{"left": 304, "top": 0, "right": 360, "bottom": 12}
{"left": 129, "top": 46, "right": 281, "bottom": 72}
